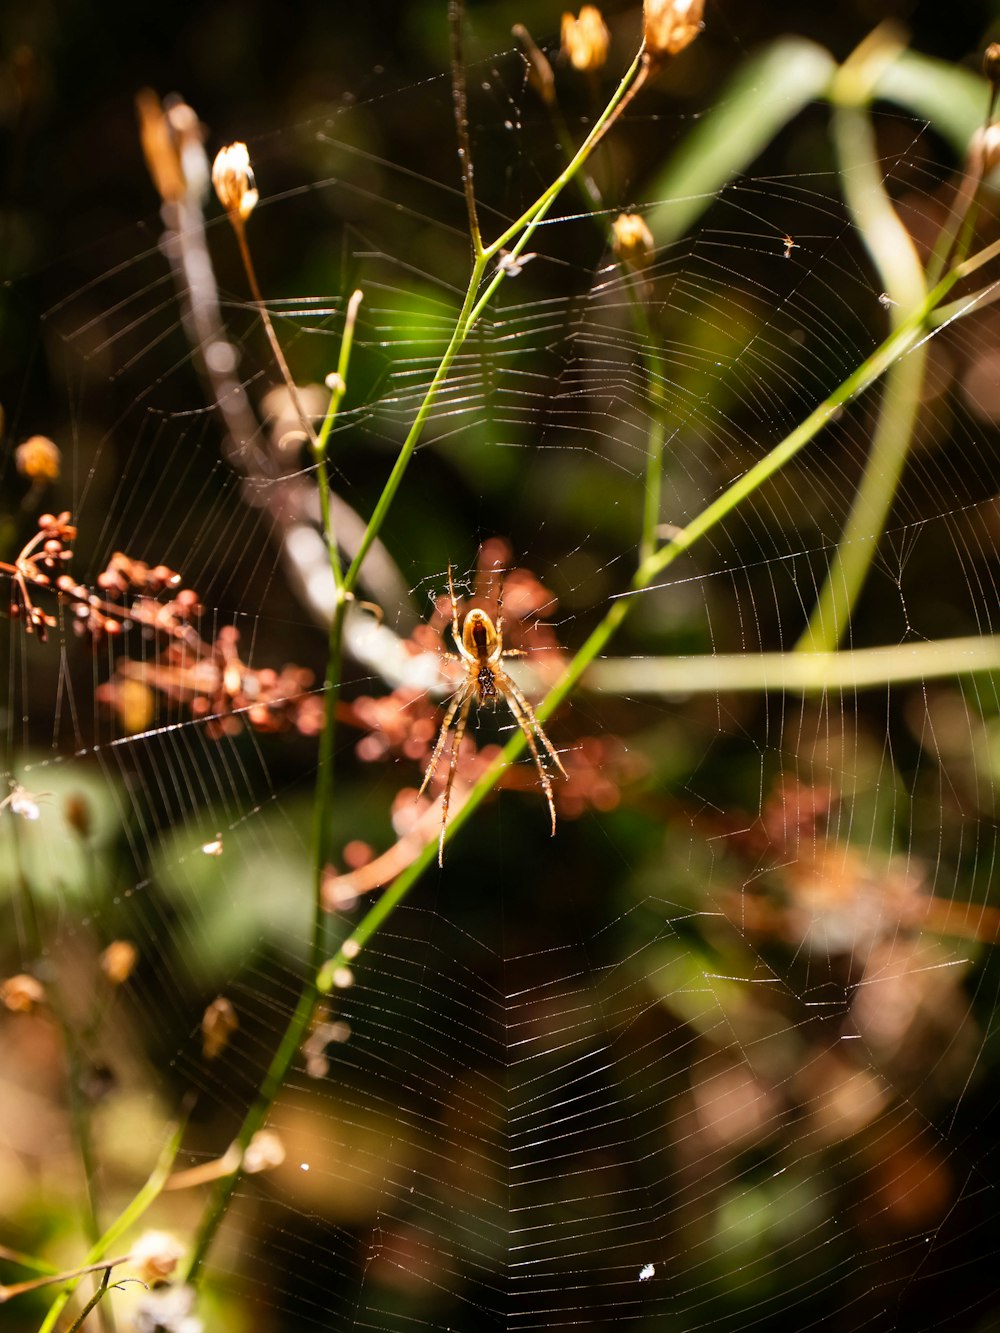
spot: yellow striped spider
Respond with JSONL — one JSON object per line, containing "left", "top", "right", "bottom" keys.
{"left": 420, "top": 565, "right": 566, "bottom": 864}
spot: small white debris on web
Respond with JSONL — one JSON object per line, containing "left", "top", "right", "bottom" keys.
{"left": 498, "top": 250, "right": 537, "bottom": 277}
{"left": 300, "top": 1161, "right": 311, "bottom": 1172}
{"left": 9, "top": 787, "right": 41, "bottom": 820}
{"left": 201, "top": 835, "right": 224, "bottom": 856}
{"left": 878, "top": 292, "right": 897, "bottom": 308}
{"left": 134, "top": 1283, "right": 202, "bottom": 1333}
{"left": 639, "top": 1263, "right": 655, "bottom": 1281}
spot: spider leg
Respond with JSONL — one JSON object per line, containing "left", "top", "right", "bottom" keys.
{"left": 501, "top": 674, "right": 568, "bottom": 779}
{"left": 502, "top": 686, "right": 558, "bottom": 837}
{"left": 419, "top": 688, "right": 466, "bottom": 799}
{"left": 438, "top": 694, "right": 473, "bottom": 866}
{"left": 447, "top": 564, "right": 463, "bottom": 652}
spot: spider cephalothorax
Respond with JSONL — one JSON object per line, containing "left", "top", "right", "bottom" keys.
{"left": 420, "top": 566, "right": 566, "bottom": 864}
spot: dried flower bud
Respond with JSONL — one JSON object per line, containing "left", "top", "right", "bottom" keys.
{"left": 101, "top": 939, "right": 138, "bottom": 985}
{"left": 64, "top": 793, "right": 92, "bottom": 838}
{"left": 612, "top": 212, "right": 654, "bottom": 267}
{"left": 561, "top": 6, "right": 610, "bottom": 72}
{"left": 212, "top": 142, "right": 258, "bottom": 221}
{"left": 513, "top": 24, "right": 555, "bottom": 105}
{"left": 1, "top": 973, "right": 45, "bottom": 1012}
{"left": 643, "top": 0, "right": 705, "bottom": 63}
{"left": 970, "top": 122, "right": 1000, "bottom": 178}
{"left": 117, "top": 678, "right": 156, "bottom": 735}
{"left": 130, "top": 1230, "right": 185, "bottom": 1285}
{"left": 136, "top": 89, "right": 186, "bottom": 205}
{"left": 985, "top": 43, "right": 1000, "bottom": 84}
{"left": 243, "top": 1129, "right": 286, "bottom": 1174}
{"left": 15, "top": 435, "right": 61, "bottom": 483}
{"left": 202, "top": 995, "right": 238, "bottom": 1059}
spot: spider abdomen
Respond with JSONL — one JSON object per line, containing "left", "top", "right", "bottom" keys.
{"left": 477, "top": 665, "right": 498, "bottom": 701}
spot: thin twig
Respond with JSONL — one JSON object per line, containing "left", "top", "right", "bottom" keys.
{"left": 449, "top": 0, "right": 482, "bottom": 254}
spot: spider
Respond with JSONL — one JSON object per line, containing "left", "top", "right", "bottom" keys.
{"left": 420, "top": 565, "right": 566, "bottom": 864}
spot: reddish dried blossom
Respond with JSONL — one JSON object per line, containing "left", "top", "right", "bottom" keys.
{"left": 98, "top": 623, "right": 320, "bottom": 739}
{"left": 3, "top": 515, "right": 321, "bottom": 740}
{"left": 4, "top": 515, "right": 197, "bottom": 644}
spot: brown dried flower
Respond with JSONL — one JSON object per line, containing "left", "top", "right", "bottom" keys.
{"left": 130, "top": 1230, "right": 185, "bottom": 1285}
{"left": 243, "top": 1129, "right": 286, "bottom": 1174}
{"left": 984, "top": 42, "right": 1000, "bottom": 84}
{"left": 969, "top": 122, "right": 1000, "bottom": 178}
{"left": 1, "top": 973, "right": 45, "bottom": 1012}
{"left": 101, "top": 939, "right": 138, "bottom": 985}
{"left": 643, "top": 0, "right": 705, "bottom": 63}
{"left": 212, "top": 142, "right": 258, "bottom": 221}
{"left": 612, "top": 212, "right": 654, "bottom": 267}
{"left": 136, "top": 89, "right": 186, "bottom": 205}
{"left": 561, "top": 7, "right": 611, "bottom": 72}
{"left": 202, "top": 995, "right": 238, "bottom": 1059}
{"left": 64, "top": 793, "right": 92, "bottom": 838}
{"left": 513, "top": 24, "right": 556, "bottom": 105}
{"left": 15, "top": 435, "right": 61, "bottom": 483}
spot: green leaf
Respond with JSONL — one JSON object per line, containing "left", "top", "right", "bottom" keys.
{"left": 645, "top": 38, "right": 837, "bottom": 245}
{"left": 875, "top": 49, "right": 986, "bottom": 157}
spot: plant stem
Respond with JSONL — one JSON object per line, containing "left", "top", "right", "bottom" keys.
{"left": 181, "top": 977, "right": 319, "bottom": 1284}
{"left": 343, "top": 251, "right": 487, "bottom": 594}
{"left": 64, "top": 1267, "right": 110, "bottom": 1333}
{"left": 794, "top": 339, "right": 926, "bottom": 652}
{"left": 183, "top": 299, "right": 362, "bottom": 1285}
{"left": 314, "top": 289, "right": 363, "bottom": 596}
{"left": 631, "top": 291, "right": 669, "bottom": 566}
{"left": 233, "top": 218, "right": 319, "bottom": 450}
{"left": 586, "top": 635, "right": 1000, "bottom": 693}
{"left": 449, "top": 0, "right": 483, "bottom": 257}
{"left": 487, "top": 49, "right": 646, "bottom": 259}
{"left": 38, "top": 1119, "right": 185, "bottom": 1333}
{"left": 796, "top": 89, "right": 927, "bottom": 652}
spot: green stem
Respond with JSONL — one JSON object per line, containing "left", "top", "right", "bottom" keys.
{"left": 38, "top": 1119, "right": 185, "bottom": 1333}
{"left": 10, "top": 812, "right": 42, "bottom": 961}
{"left": 639, "top": 270, "right": 958, "bottom": 590}
{"left": 797, "top": 83, "right": 927, "bottom": 652}
{"left": 314, "top": 289, "right": 363, "bottom": 596}
{"left": 57, "top": 994, "right": 112, "bottom": 1329}
{"left": 629, "top": 289, "right": 668, "bottom": 566}
{"left": 181, "top": 977, "right": 319, "bottom": 1284}
{"left": 586, "top": 635, "right": 1000, "bottom": 694}
{"left": 487, "top": 48, "right": 646, "bottom": 259}
{"left": 184, "top": 300, "right": 362, "bottom": 1284}
{"left": 343, "top": 43, "right": 647, "bottom": 597}
{"left": 794, "top": 339, "right": 926, "bottom": 652}
{"left": 343, "top": 252, "right": 487, "bottom": 594}
{"left": 64, "top": 1268, "right": 110, "bottom": 1333}
{"left": 9, "top": 817, "right": 111, "bottom": 1330}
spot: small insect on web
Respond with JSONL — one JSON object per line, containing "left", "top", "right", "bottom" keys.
{"left": 419, "top": 565, "right": 567, "bottom": 865}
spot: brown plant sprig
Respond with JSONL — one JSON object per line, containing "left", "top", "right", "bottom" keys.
{"left": 98, "top": 623, "right": 323, "bottom": 740}
{"left": 2, "top": 513, "right": 196, "bottom": 644}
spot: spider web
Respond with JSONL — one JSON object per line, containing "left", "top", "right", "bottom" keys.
{"left": 3, "top": 4, "right": 1000, "bottom": 1330}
